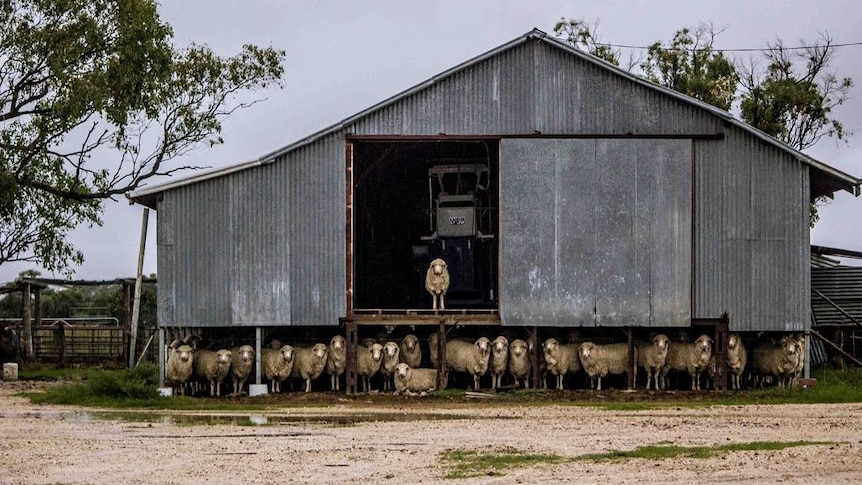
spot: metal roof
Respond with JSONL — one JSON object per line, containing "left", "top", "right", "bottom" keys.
{"left": 811, "top": 267, "right": 862, "bottom": 327}
{"left": 127, "top": 28, "right": 861, "bottom": 208}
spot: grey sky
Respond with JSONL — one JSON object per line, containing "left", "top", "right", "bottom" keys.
{"left": 2, "top": 0, "right": 861, "bottom": 282}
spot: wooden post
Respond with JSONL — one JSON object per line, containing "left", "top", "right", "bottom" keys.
{"left": 530, "top": 326, "right": 541, "bottom": 390}
{"left": 254, "top": 327, "right": 263, "bottom": 385}
{"left": 33, "top": 288, "right": 42, "bottom": 328}
{"left": 714, "top": 313, "right": 729, "bottom": 391}
{"left": 128, "top": 207, "right": 149, "bottom": 368}
{"left": 57, "top": 323, "right": 66, "bottom": 368}
{"left": 627, "top": 327, "right": 635, "bottom": 390}
{"left": 345, "top": 321, "right": 358, "bottom": 394}
{"left": 21, "top": 284, "right": 32, "bottom": 361}
{"left": 436, "top": 320, "right": 448, "bottom": 390}
{"left": 158, "top": 327, "right": 166, "bottom": 387}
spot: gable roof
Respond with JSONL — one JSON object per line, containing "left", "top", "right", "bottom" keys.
{"left": 128, "top": 28, "right": 860, "bottom": 208}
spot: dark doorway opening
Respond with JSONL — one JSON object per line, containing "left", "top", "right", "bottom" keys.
{"left": 351, "top": 139, "right": 500, "bottom": 311}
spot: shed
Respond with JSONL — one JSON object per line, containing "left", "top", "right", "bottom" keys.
{"left": 129, "top": 29, "right": 860, "bottom": 337}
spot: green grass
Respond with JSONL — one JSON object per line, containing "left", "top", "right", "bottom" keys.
{"left": 577, "top": 440, "right": 838, "bottom": 462}
{"left": 438, "top": 446, "right": 565, "bottom": 479}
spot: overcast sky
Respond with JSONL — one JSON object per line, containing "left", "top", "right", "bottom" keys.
{"left": 2, "top": 0, "right": 861, "bottom": 283}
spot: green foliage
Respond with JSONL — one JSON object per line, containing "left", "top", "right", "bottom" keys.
{"left": 438, "top": 447, "right": 565, "bottom": 479}
{"left": 640, "top": 23, "right": 739, "bottom": 111}
{"left": 553, "top": 17, "right": 622, "bottom": 66}
{"left": 28, "top": 362, "right": 161, "bottom": 406}
{"left": 577, "top": 441, "right": 837, "bottom": 462}
{"left": 0, "top": 0, "right": 285, "bottom": 274}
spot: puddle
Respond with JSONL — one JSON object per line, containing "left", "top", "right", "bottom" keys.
{"left": 3, "top": 410, "right": 503, "bottom": 426}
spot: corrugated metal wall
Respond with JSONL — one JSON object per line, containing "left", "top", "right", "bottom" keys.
{"left": 154, "top": 38, "right": 811, "bottom": 331}
{"left": 157, "top": 134, "right": 345, "bottom": 327}
{"left": 499, "top": 138, "right": 691, "bottom": 327}
{"left": 693, "top": 127, "right": 810, "bottom": 331}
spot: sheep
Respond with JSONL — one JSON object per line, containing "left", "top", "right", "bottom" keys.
{"left": 399, "top": 334, "right": 422, "bottom": 368}
{"left": 751, "top": 336, "right": 799, "bottom": 388}
{"left": 542, "top": 338, "right": 581, "bottom": 390}
{"left": 661, "top": 334, "right": 713, "bottom": 391}
{"left": 393, "top": 363, "right": 438, "bottom": 395}
{"left": 791, "top": 333, "right": 805, "bottom": 385}
{"left": 262, "top": 345, "right": 294, "bottom": 393}
{"left": 229, "top": 345, "right": 255, "bottom": 395}
{"left": 380, "top": 341, "right": 401, "bottom": 392}
{"left": 490, "top": 336, "right": 509, "bottom": 390}
{"left": 326, "top": 335, "right": 346, "bottom": 391}
{"left": 166, "top": 340, "right": 195, "bottom": 396}
{"left": 727, "top": 333, "right": 748, "bottom": 390}
{"left": 192, "top": 348, "right": 232, "bottom": 397}
{"left": 578, "top": 342, "right": 634, "bottom": 391}
{"left": 508, "top": 338, "right": 531, "bottom": 389}
{"left": 357, "top": 342, "right": 384, "bottom": 392}
{"left": 290, "top": 343, "right": 329, "bottom": 393}
{"left": 635, "top": 334, "right": 669, "bottom": 390}
{"left": 445, "top": 337, "right": 491, "bottom": 391}
{"left": 425, "top": 258, "right": 450, "bottom": 310}
{"left": 360, "top": 337, "right": 378, "bottom": 348}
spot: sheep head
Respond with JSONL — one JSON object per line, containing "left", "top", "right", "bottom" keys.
{"left": 475, "top": 337, "right": 491, "bottom": 357}
{"left": 280, "top": 345, "right": 294, "bottom": 363}
{"left": 511, "top": 339, "right": 527, "bottom": 357}
{"left": 312, "top": 343, "right": 328, "bottom": 360}
{"left": 403, "top": 334, "right": 418, "bottom": 351}
{"left": 579, "top": 342, "right": 596, "bottom": 361}
{"left": 395, "top": 363, "right": 411, "bottom": 379}
{"left": 370, "top": 343, "right": 384, "bottom": 362}
{"left": 175, "top": 345, "right": 193, "bottom": 363}
{"left": 216, "top": 349, "right": 232, "bottom": 365}
{"left": 384, "top": 341, "right": 399, "bottom": 358}
{"left": 237, "top": 345, "right": 254, "bottom": 363}
{"left": 492, "top": 336, "right": 509, "bottom": 354}
{"left": 653, "top": 334, "right": 669, "bottom": 351}
{"left": 330, "top": 335, "right": 345, "bottom": 352}
{"left": 429, "top": 258, "right": 447, "bottom": 276}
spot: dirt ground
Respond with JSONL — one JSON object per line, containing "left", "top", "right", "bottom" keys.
{"left": 1, "top": 381, "right": 861, "bottom": 485}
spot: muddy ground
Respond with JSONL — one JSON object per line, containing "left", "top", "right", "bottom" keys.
{"left": 1, "top": 380, "right": 861, "bottom": 484}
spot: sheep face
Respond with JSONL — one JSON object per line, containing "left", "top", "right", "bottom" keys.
{"left": 579, "top": 341, "right": 596, "bottom": 360}
{"left": 543, "top": 338, "right": 560, "bottom": 365}
{"left": 395, "top": 363, "right": 411, "bottom": 379}
{"left": 430, "top": 258, "right": 447, "bottom": 276}
{"left": 236, "top": 345, "right": 254, "bottom": 363}
{"left": 403, "top": 334, "right": 418, "bottom": 351}
{"left": 216, "top": 349, "right": 232, "bottom": 365}
{"left": 175, "top": 345, "right": 193, "bottom": 363}
{"left": 511, "top": 339, "right": 527, "bottom": 357}
{"left": 331, "top": 335, "right": 345, "bottom": 352}
{"left": 384, "top": 342, "right": 399, "bottom": 359}
{"left": 370, "top": 343, "right": 384, "bottom": 362}
{"left": 475, "top": 337, "right": 491, "bottom": 357}
{"left": 280, "top": 345, "right": 294, "bottom": 362}
{"left": 312, "top": 343, "right": 328, "bottom": 360}
{"left": 653, "top": 334, "right": 669, "bottom": 352}
{"left": 492, "top": 336, "right": 509, "bottom": 354}
{"left": 728, "top": 334, "right": 741, "bottom": 350}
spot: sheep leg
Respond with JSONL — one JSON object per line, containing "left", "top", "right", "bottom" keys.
{"left": 473, "top": 374, "right": 480, "bottom": 391}
{"left": 432, "top": 295, "right": 437, "bottom": 311}
{"left": 440, "top": 294, "right": 445, "bottom": 310}
{"left": 597, "top": 377, "right": 602, "bottom": 392}
{"left": 304, "top": 377, "right": 311, "bottom": 393}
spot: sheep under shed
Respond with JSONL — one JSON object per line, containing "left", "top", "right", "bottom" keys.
{"left": 290, "top": 343, "right": 329, "bottom": 393}
{"left": 661, "top": 334, "right": 713, "bottom": 391}
{"left": 445, "top": 337, "right": 491, "bottom": 391}
{"left": 635, "top": 334, "right": 669, "bottom": 390}
{"left": 727, "top": 333, "right": 748, "bottom": 390}
{"left": 393, "top": 363, "right": 437, "bottom": 395}
{"left": 262, "top": 345, "right": 295, "bottom": 393}
{"left": 192, "top": 348, "right": 232, "bottom": 397}
{"left": 578, "top": 342, "right": 634, "bottom": 391}
{"left": 751, "top": 336, "right": 800, "bottom": 388}
{"left": 542, "top": 338, "right": 581, "bottom": 390}
{"left": 399, "top": 334, "right": 421, "bottom": 368}
{"left": 166, "top": 340, "right": 195, "bottom": 396}
{"left": 490, "top": 336, "right": 509, "bottom": 390}
{"left": 230, "top": 345, "right": 255, "bottom": 395}
{"left": 357, "top": 342, "right": 384, "bottom": 392}
{"left": 507, "top": 338, "right": 531, "bottom": 389}
{"left": 380, "top": 341, "right": 400, "bottom": 392}
{"left": 326, "top": 335, "right": 346, "bottom": 391}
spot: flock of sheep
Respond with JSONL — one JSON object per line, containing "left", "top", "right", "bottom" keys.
{"left": 165, "top": 330, "right": 807, "bottom": 396}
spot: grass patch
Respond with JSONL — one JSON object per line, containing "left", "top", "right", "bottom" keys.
{"left": 26, "top": 363, "right": 165, "bottom": 408}
{"left": 438, "top": 446, "right": 565, "bottom": 479}
{"left": 578, "top": 440, "right": 837, "bottom": 462}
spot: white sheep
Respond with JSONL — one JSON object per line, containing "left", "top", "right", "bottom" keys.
{"left": 635, "top": 334, "right": 669, "bottom": 390}
{"left": 166, "top": 340, "right": 194, "bottom": 396}
{"left": 393, "top": 363, "right": 438, "bottom": 394}
{"left": 290, "top": 343, "right": 329, "bottom": 393}
{"left": 661, "top": 334, "right": 713, "bottom": 391}
{"left": 578, "top": 342, "right": 633, "bottom": 391}
{"left": 542, "top": 338, "right": 581, "bottom": 390}
{"left": 490, "top": 336, "right": 509, "bottom": 390}
{"left": 445, "top": 337, "right": 491, "bottom": 391}
{"left": 326, "top": 335, "right": 346, "bottom": 391}
{"left": 380, "top": 341, "right": 401, "bottom": 392}
{"left": 791, "top": 333, "right": 805, "bottom": 386}
{"left": 399, "top": 334, "right": 422, "bottom": 368}
{"left": 192, "top": 348, "right": 232, "bottom": 397}
{"left": 751, "top": 336, "right": 799, "bottom": 388}
{"left": 508, "top": 338, "right": 531, "bottom": 389}
{"left": 262, "top": 345, "right": 294, "bottom": 393}
{"left": 357, "top": 342, "right": 384, "bottom": 392}
{"left": 230, "top": 345, "right": 255, "bottom": 395}
{"left": 727, "top": 333, "right": 748, "bottom": 390}
{"left": 425, "top": 258, "right": 450, "bottom": 310}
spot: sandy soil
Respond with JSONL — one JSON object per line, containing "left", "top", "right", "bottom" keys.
{"left": 0, "top": 381, "right": 860, "bottom": 485}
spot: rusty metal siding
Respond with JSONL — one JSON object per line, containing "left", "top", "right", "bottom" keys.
{"left": 694, "top": 128, "right": 810, "bottom": 331}
{"left": 499, "top": 138, "right": 691, "bottom": 327}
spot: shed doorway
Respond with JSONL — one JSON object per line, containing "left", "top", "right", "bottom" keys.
{"left": 349, "top": 139, "right": 499, "bottom": 312}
